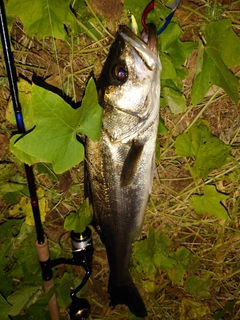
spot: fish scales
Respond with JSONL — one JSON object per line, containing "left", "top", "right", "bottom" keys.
{"left": 85, "top": 24, "right": 161, "bottom": 317}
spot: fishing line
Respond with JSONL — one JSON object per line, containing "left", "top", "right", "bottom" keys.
{"left": 141, "top": 0, "right": 181, "bottom": 35}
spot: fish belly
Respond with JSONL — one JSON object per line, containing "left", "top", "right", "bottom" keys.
{"left": 86, "top": 117, "right": 158, "bottom": 317}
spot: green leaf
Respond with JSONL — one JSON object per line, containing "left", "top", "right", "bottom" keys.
{"left": 191, "top": 50, "right": 212, "bottom": 106}
{"left": 0, "top": 277, "right": 13, "bottom": 299}
{"left": 180, "top": 299, "right": 211, "bottom": 320}
{"left": 133, "top": 228, "right": 159, "bottom": 280}
{"left": 0, "top": 163, "right": 25, "bottom": 196}
{"left": 206, "top": 46, "right": 239, "bottom": 104}
{"left": 10, "top": 84, "right": 83, "bottom": 174}
{"left": 0, "top": 163, "right": 15, "bottom": 180}
{"left": 213, "top": 300, "right": 236, "bottom": 320}
{"left": 10, "top": 79, "right": 102, "bottom": 174}
{"left": 8, "top": 286, "right": 38, "bottom": 317}
{"left": 162, "top": 87, "right": 186, "bottom": 114}
{"left": 8, "top": 188, "right": 47, "bottom": 227}
{"left": 160, "top": 52, "right": 177, "bottom": 80}
{"left": 7, "top": 79, "right": 35, "bottom": 128}
{"left": 159, "top": 22, "right": 183, "bottom": 51}
{"left": 0, "top": 219, "right": 23, "bottom": 241}
{"left": 77, "top": 77, "right": 103, "bottom": 141}
{"left": 189, "top": 185, "right": 229, "bottom": 220}
{"left": 161, "top": 78, "right": 182, "bottom": 92}
{"left": 133, "top": 228, "right": 174, "bottom": 282}
{"left": 56, "top": 272, "right": 74, "bottom": 307}
{"left": 0, "top": 183, "right": 24, "bottom": 196}
{"left": 64, "top": 198, "right": 93, "bottom": 233}
{"left": 153, "top": 232, "right": 174, "bottom": 270}
{"left": 0, "top": 294, "right": 12, "bottom": 320}
{"left": 175, "top": 120, "right": 232, "bottom": 179}
{"left": 6, "top": 0, "right": 77, "bottom": 40}
{"left": 191, "top": 19, "right": 240, "bottom": 105}
{"left": 206, "top": 19, "right": 240, "bottom": 68}
{"left": 26, "top": 297, "right": 51, "bottom": 320}
{"left": 184, "top": 275, "right": 211, "bottom": 299}
{"left": 167, "top": 247, "right": 198, "bottom": 285}
{"left": 158, "top": 118, "right": 168, "bottom": 135}
{"left": 167, "top": 40, "right": 197, "bottom": 68}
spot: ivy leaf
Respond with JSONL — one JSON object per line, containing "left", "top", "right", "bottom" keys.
{"left": 159, "top": 22, "right": 183, "bottom": 51}
{"left": 64, "top": 198, "right": 93, "bottom": 233}
{"left": 56, "top": 272, "right": 74, "bottom": 307}
{"left": 167, "top": 40, "right": 197, "bottom": 68}
{"left": 159, "top": 22, "right": 197, "bottom": 68}
{"left": 160, "top": 52, "right": 177, "bottom": 79}
{"left": 132, "top": 227, "right": 176, "bottom": 286}
{"left": 76, "top": 77, "right": 103, "bottom": 141}
{"left": 167, "top": 247, "right": 198, "bottom": 285}
{"left": 162, "top": 87, "right": 186, "bottom": 114}
{"left": 9, "top": 188, "right": 47, "bottom": 226}
{"left": 0, "top": 294, "right": 12, "bottom": 319}
{"left": 192, "top": 47, "right": 239, "bottom": 105}
{"left": 0, "top": 163, "right": 24, "bottom": 197}
{"left": 26, "top": 297, "right": 51, "bottom": 320}
{"left": 180, "top": 299, "right": 211, "bottom": 320}
{"left": 6, "top": 0, "right": 77, "bottom": 40}
{"left": 7, "top": 80, "right": 34, "bottom": 128}
{"left": 10, "top": 79, "right": 102, "bottom": 174}
{"left": 175, "top": 120, "right": 232, "bottom": 179}
{"left": 158, "top": 22, "right": 196, "bottom": 114}
{"left": 8, "top": 286, "right": 38, "bottom": 317}
{"left": 10, "top": 84, "right": 84, "bottom": 174}
{"left": 191, "top": 19, "right": 240, "bottom": 105}
{"left": 213, "top": 300, "right": 237, "bottom": 320}
{"left": 184, "top": 275, "right": 211, "bottom": 300}
{"left": 189, "top": 185, "right": 229, "bottom": 220}
{"left": 191, "top": 46, "right": 211, "bottom": 106}
{"left": 206, "top": 19, "right": 240, "bottom": 68}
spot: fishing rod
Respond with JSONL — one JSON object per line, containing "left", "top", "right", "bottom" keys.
{"left": 0, "top": 1, "right": 59, "bottom": 319}
{"left": 0, "top": 1, "right": 93, "bottom": 319}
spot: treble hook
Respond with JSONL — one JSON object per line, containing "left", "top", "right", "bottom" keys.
{"left": 141, "top": 0, "right": 180, "bottom": 35}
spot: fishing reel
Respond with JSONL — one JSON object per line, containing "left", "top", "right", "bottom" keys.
{"left": 51, "top": 227, "right": 93, "bottom": 320}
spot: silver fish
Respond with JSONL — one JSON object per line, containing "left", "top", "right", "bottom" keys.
{"left": 85, "top": 23, "right": 161, "bottom": 317}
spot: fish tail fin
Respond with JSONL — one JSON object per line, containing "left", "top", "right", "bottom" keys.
{"left": 108, "top": 281, "right": 147, "bottom": 318}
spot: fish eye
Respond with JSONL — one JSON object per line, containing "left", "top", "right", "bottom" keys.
{"left": 113, "top": 64, "right": 128, "bottom": 82}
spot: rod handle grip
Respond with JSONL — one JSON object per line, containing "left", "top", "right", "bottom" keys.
{"left": 36, "top": 239, "right": 60, "bottom": 320}
{"left": 43, "top": 278, "right": 60, "bottom": 320}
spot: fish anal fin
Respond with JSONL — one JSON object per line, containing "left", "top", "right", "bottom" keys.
{"left": 120, "top": 140, "right": 144, "bottom": 188}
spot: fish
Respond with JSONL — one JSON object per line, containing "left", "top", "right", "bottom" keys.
{"left": 85, "top": 23, "right": 161, "bottom": 318}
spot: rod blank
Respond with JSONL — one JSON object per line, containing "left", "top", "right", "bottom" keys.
{"left": 0, "top": 2, "right": 59, "bottom": 319}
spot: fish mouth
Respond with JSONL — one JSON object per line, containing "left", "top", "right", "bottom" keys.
{"left": 141, "top": 23, "right": 157, "bottom": 53}
{"left": 119, "top": 24, "right": 158, "bottom": 70}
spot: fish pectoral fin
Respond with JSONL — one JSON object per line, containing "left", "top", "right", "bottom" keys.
{"left": 120, "top": 140, "right": 144, "bottom": 187}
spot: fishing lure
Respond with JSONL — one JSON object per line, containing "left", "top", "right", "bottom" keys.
{"left": 141, "top": 0, "right": 181, "bottom": 35}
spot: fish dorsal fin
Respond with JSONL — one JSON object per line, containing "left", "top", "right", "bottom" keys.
{"left": 120, "top": 140, "right": 144, "bottom": 188}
